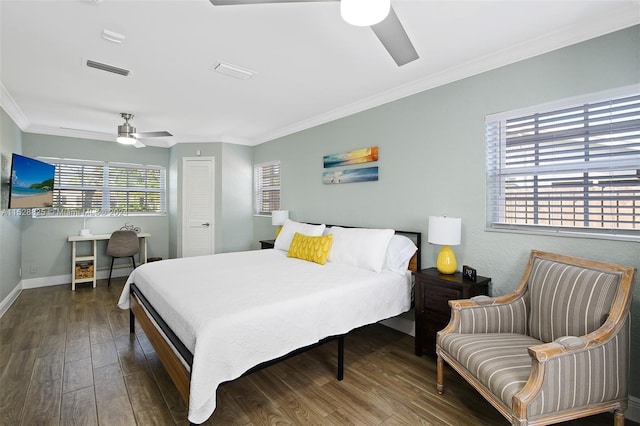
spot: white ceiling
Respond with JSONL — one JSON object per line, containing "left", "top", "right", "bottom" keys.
{"left": 1, "top": 0, "right": 639, "bottom": 147}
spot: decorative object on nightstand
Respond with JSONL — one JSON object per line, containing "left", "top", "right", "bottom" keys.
{"left": 428, "top": 216, "right": 461, "bottom": 274}
{"left": 271, "top": 210, "right": 289, "bottom": 237}
{"left": 462, "top": 265, "right": 477, "bottom": 282}
{"left": 414, "top": 267, "right": 490, "bottom": 357}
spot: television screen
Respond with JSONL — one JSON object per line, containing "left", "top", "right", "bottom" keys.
{"left": 8, "top": 154, "right": 55, "bottom": 209}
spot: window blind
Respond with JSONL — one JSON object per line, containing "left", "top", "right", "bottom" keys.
{"left": 486, "top": 92, "right": 640, "bottom": 238}
{"left": 40, "top": 158, "right": 166, "bottom": 216}
{"left": 254, "top": 161, "right": 281, "bottom": 215}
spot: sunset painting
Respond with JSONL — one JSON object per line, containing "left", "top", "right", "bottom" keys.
{"left": 323, "top": 146, "right": 378, "bottom": 168}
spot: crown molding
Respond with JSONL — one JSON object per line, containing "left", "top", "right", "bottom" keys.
{"left": 0, "top": 81, "right": 29, "bottom": 130}
{"left": 255, "top": 6, "right": 640, "bottom": 144}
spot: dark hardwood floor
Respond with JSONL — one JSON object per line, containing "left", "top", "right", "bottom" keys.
{"left": 0, "top": 278, "right": 636, "bottom": 425}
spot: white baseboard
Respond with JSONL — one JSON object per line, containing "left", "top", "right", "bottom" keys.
{"left": 0, "top": 282, "right": 22, "bottom": 318}
{"left": 21, "top": 267, "right": 133, "bottom": 289}
{"left": 0, "top": 267, "right": 132, "bottom": 317}
{"left": 628, "top": 395, "right": 640, "bottom": 423}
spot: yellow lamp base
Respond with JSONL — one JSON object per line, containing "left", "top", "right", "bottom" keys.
{"left": 274, "top": 225, "right": 283, "bottom": 238}
{"left": 436, "top": 245, "right": 457, "bottom": 274}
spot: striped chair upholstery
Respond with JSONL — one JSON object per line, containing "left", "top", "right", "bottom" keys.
{"left": 436, "top": 251, "right": 636, "bottom": 426}
{"left": 527, "top": 258, "right": 620, "bottom": 343}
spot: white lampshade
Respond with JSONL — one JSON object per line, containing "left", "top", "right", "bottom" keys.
{"left": 116, "top": 135, "right": 137, "bottom": 145}
{"left": 428, "top": 216, "right": 461, "bottom": 246}
{"left": 271, "top": 210, "right": 289, "bottom": 226}
{"left": 341, "top": 0, "right": 390, "bottom": 27}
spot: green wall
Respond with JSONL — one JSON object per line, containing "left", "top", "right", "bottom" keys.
{"left": 19, "top": 135, "right": 254, "bottom": 280}
{"left": 0, "top": 109, "right": 23, "bottom": 304}
{"left": 253, "top": 26, "right": 640, "bottom": 397}
{"left": 21, "top": 134, "right": 171, "bottom": 280}
{"left": 167, "top": 142, "right": 253, "bottom": 258}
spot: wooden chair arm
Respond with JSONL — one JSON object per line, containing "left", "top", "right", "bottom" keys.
{"left": 514, "top": 314, "right": 631, "bottom": 421}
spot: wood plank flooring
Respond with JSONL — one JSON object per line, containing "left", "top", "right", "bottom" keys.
{"left": 0, "top": 278, "right": 636, "bottom": 425}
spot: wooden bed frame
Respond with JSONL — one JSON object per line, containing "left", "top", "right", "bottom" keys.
{"left": 128, "top": 228, "right": 421, "bottom": 423}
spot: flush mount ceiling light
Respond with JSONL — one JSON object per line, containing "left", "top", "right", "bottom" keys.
{"left": 341, "top": 0, "right": 391, "bottom": 27}
{"left": 102, "top": 29, "right": 125, "bottom": 44}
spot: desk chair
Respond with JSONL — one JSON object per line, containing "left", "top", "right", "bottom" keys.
{"left": 106, "top": 230, "right": 139, "bottom": 287}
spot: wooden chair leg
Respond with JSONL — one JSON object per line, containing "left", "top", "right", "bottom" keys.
{"left": 108, "top": 257, "right": 115, "bottom": 287}
{"left": 614, "top": 409, "right": 625, "bottom": 426}
{"left": 436, "top": 355, "right": 445, "bottom": 394}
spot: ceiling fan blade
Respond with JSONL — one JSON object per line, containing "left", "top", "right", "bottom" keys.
{"left": 210, "top": 0, "right": 334, "bottom": 5}
{"left": 132, "top": 131, "right": 172, "bottom": 138}
{"left": 134, "top": 140, "right": 146, "bottom": 149}
{"left": 371, "top": 7, "right": 419, "bottom": 67}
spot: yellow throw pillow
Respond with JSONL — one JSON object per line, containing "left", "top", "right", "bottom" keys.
{"left": 287, "top": 232, "right": 333, "bottom": 265}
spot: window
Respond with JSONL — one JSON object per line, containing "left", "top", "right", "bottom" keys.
{"left": 254, "top": 161, "right": 280, "bottom": 215}
{"left": 37, "top": 158, "right": 166, "bottom": 217}
{"left": 486, "top": 90, "right": 640, "bottom": 240}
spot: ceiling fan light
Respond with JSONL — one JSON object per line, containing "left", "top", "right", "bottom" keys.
{"left": 341, "top": 0, "right": 390, "bottom": 27}
{"left": 117, "top": 135, "right": 137, "bottom": 145}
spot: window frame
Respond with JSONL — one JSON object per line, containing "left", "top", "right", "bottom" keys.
{"left": 254, "top": 160, "right": 281, "bottom": 216}
{"left": 486, "top": 86, "right": 640, "bottom": 242}
{"left": 34, "top": 157, "right": 167, "bottom": 218}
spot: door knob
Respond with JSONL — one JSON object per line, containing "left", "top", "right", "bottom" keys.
{"left": 202, "top": 222, "right": 210, "bottom": 227}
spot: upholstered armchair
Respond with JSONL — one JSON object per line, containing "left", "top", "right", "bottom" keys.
{"left": 436, "top": 250, "right": 636, "bottom": 426}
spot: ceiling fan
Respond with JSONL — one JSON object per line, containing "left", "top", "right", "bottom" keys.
{"left": 117, "top": 113, "right": 172, "bottom": 148}
{"left": 208, "top": 0, "right": 419, "bottom": 66}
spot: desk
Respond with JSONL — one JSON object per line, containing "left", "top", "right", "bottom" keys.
{"left": 68, "top": 233, "right": 150, "bottom": 290}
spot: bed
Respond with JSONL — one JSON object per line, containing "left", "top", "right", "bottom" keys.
{"left": 117, "top": 222, "right": 421, "bottom": 424}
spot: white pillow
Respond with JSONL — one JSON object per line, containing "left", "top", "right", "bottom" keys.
{"left": 328, "top": 227, "right": 394, "bottom": 272}
{"left": 382, "top": 234, "right": 418, "bottom": 274}
{"left": 274, "top": 220, "right": 326, "bottom": 251}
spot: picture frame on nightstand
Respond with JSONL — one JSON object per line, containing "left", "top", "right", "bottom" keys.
{"left": 462, "top": 265, "right": 477, "bottom": 282}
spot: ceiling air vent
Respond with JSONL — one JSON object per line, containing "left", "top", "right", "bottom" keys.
{"left": 213, "top": 61, "right": 255, "bottom": 80}
{"left": 86, "top": 59, "right": 130, "bottom": 76}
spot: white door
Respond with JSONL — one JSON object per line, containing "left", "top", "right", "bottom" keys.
{"left": 181, "top": 157, "right": 215, "bottom": 257}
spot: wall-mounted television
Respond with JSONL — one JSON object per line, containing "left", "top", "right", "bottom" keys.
{"left": 8, "top": 153, "right": 55, "bottom": 209}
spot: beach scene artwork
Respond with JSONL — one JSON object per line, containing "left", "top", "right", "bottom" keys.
{"left": 323, "top": 166, "right": 379, "bottom": 185}
{"left": 323, "top": 146, "right": 378, "bottom": 168}
{"left": 9, "top": 154, "right": 55, "bottom": 208}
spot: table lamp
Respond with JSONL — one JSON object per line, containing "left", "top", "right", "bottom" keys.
{"left": 428, "top": 216, "right": 461, "bottom": 274}
{"left": 271, "top": 210, "right": 289, "bottom": 238}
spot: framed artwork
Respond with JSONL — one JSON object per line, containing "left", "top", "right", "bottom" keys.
{"left": 323, "top": 166, "right": 378, "bottom": 185}
{"left": 323, "top": 146, "right": 378, "bottom": 168}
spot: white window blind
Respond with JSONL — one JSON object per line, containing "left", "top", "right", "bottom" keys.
{"left": 254, "top": 161, "right": 280, "bottom": 215}
{"left": 486, "top": 91, "right": 640, "bottom": 240}
{"left": 39, "top": 158, "right": 166, "bottom": 216}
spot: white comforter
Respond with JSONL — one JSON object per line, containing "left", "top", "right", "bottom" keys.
{"left": 118, "top": 249, "right": 411, "bottom": 424}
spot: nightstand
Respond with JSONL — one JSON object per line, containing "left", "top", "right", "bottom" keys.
{"left": 414, "top": 267, "right": 490, "bottom": 357}
{"left": 259, "top": 239, "right": 275, "bottom": 249}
